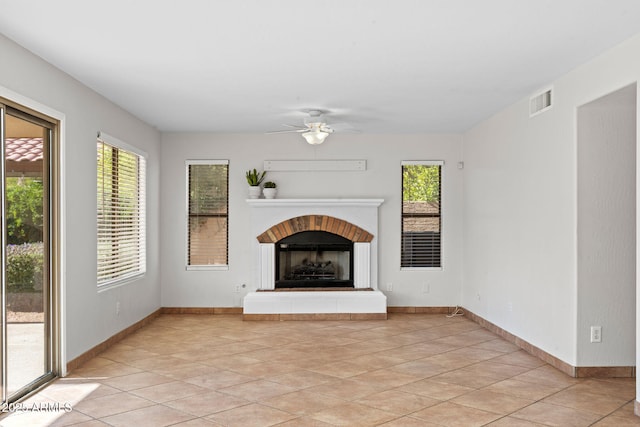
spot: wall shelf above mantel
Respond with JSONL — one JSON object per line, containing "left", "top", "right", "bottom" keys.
{"left": 264, "top": 160, "right": 366, "bottom": 171}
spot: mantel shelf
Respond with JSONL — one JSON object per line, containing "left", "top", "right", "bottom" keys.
{"left": 246, "top": 198, "right": 384, "bottom": 208}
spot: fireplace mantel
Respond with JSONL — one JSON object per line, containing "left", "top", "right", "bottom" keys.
{"left": 244, "top": 198, "right": 386, "bottom": 318}
{"left": 246, "top": 198, "right": 384, "bottom": 208}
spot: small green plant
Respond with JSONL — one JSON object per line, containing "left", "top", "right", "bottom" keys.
{"left": 263, "top": 181, "right": 277, "bottom": 189}
{"left": 245, "top": 169, "right": 266, "bottom": 186}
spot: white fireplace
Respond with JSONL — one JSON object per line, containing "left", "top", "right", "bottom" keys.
{"left": 243, "top": 199, "right": 387, "bottom": 318}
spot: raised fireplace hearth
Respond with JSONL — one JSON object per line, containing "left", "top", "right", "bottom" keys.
{"left": 244, "top": 199, "right": 386, "bottom": 316}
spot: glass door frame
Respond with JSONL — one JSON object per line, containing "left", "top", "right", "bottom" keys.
{"left": 0, "top": 98, "right": 62, "bottom": 404}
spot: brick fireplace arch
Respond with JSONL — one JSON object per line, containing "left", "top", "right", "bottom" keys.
{"left": 256, "top": 215, "right": 373, "bottom": 243}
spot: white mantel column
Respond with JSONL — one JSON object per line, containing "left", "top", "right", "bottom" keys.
{"left": 259, "top": 243, "right": 275, "bottom": 290}
{"left": 353, "top": 242, "right": 371, "bottom": 289}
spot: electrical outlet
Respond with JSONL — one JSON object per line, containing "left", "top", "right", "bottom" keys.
{"left": 423, "top": 283, "right": 430, "bottom": 294}
{"left": 507, "top": 302, "right": 513, "bottom": 312}
{"left": 235, "top": 285, "right": 241, "bottom": 293}
{"left": 476, "top": 292, "right": 481, "bottom": 300}
{"left": 386, "top": 282, "right": 393, "bottom": 292}
{"left": 116, "top": 301, "right": 120, "bottom": 315}
{"left": 590, "top": 326, "right": 602, "bottom": 343}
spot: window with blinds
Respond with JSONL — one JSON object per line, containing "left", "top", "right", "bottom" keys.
{"left": 401, "top": 161, "right": 442, "bottom": 269}
{"left": 97, "top": 134, "right": 146, "bottom": 286}
{"left": 187, "top": 161, "right": 229, "bottom": 269}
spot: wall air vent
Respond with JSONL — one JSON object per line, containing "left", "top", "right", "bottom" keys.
{"left": 530, "top": 88, "right": 552, "bottom": 117}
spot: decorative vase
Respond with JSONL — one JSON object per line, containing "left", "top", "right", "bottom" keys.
{"left": 263, "top": 188, "right": 277, "bottom": 199}
{"left": 248, "top": 186, "right": 262, "bottom": 199}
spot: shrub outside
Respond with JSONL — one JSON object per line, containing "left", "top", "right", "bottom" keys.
{"left": 6, "top": 242, "right": 43, "bottom": 292}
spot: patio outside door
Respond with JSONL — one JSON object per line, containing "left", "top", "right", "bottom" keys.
{"left": 0, "top": 102, "right": 58, "bottom": 404}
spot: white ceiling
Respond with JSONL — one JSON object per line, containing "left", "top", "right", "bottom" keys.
{"left": 1, "top": 0, "right": 640, "bottom": 133}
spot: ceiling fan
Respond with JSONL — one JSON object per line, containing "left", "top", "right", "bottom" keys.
{"left": 268, "top": 110, "right": 335, "bottom": 145}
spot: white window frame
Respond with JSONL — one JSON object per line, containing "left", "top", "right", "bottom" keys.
{"left": 185, "top": 159, "right": 229, "bottom": 271}
{"left": 400, "top": 160, "right": 444, "bottom": 271}
{"left": 97, "top": 131, "right": 147, "bottom": 288}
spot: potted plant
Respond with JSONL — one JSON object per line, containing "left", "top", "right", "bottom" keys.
{"left": 263, "top": 181, "right": 277, "bottom": 199}
{"left": 246, "top": 169, "right": 266, "bottom": 199}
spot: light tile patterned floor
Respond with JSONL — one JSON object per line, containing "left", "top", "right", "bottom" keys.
{"left": 1, "top": 313, "right": 638, "bottom": 426}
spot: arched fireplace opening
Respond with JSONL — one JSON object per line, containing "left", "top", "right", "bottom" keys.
{"left": 276, "top": 231, "right": 353, "bottom": 289}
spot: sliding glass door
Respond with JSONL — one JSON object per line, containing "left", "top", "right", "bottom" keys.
{"left": 1, "top": 101, "right": 58, "bottom": 403}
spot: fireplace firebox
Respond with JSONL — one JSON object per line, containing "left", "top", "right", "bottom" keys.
{"left": 275, "top": 231, "right": 353, "bottom": 289}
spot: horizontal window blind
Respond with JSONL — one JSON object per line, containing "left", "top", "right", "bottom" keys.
{"left": 187, "top": 161, "right": 229, "bottom": 267}
{"left": 97, "top": 136, "right": 146, "bottom": 285}
{"left": 401, "top": 162, "right": 442, "bottom": 268}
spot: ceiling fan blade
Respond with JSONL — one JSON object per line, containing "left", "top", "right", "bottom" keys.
{"left": 281, "top": 124, "right": 309, "bottom": 130}
{"left": 327, "top": 122, "right": 360, "bottom": 133}
{"left": 267, "top": 109, "right": 343, "bottom": 137}
{"left": 266, "top": 122, "right": 312, "bottom": 134}
{"left": 265, "top": 129, "right": 308, "bottom": 134}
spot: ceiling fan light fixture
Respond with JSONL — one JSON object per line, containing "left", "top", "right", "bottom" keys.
{"left": 302, "top": 129, "right": 330, "bottom": 145}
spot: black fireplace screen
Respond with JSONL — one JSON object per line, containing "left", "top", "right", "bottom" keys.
{"left": 275, "top": 231, "right": 353, "bottom": 288}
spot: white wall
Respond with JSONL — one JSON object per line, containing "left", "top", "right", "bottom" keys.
{"left": 160, "top": 133, "right": 463, "bottom": 308}
{"left": 463, "top": 33, "right": 640, "bottom": 366}
{"left": 0, "top": 34, "right": 162, "bottom": 362}
{"left": 577, "top": 85, "right": 636, "bottom": 366}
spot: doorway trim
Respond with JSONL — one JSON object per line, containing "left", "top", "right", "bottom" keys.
{"left": 0, "top": 86, "right": 65, "bottom": 379}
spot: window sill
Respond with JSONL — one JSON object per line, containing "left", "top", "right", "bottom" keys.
{"left": 186, "top": 265, "right": 229, "bottom": 271}
{"left": 97, "top": 272, "right": 145, "bottom": 292}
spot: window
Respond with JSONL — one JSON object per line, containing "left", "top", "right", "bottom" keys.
{"left": 186, "top": 160, "right": 229, "bottom": 269}
{"left": 97, "top": 133, "right": 146, "bottom": 286}
{"left": 401, "top": 161, "right": 442, "bottom": 268}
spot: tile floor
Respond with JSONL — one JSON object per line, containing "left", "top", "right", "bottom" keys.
{"left": 1, "top": 313, "right": 638, "bottom": 426}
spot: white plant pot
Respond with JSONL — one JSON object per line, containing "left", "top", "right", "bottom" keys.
{"left": 263, "top": 188, "right": 277, "bottom": 199}
{"left": 248, "top": 186, "right": 262, "bottom": 199}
